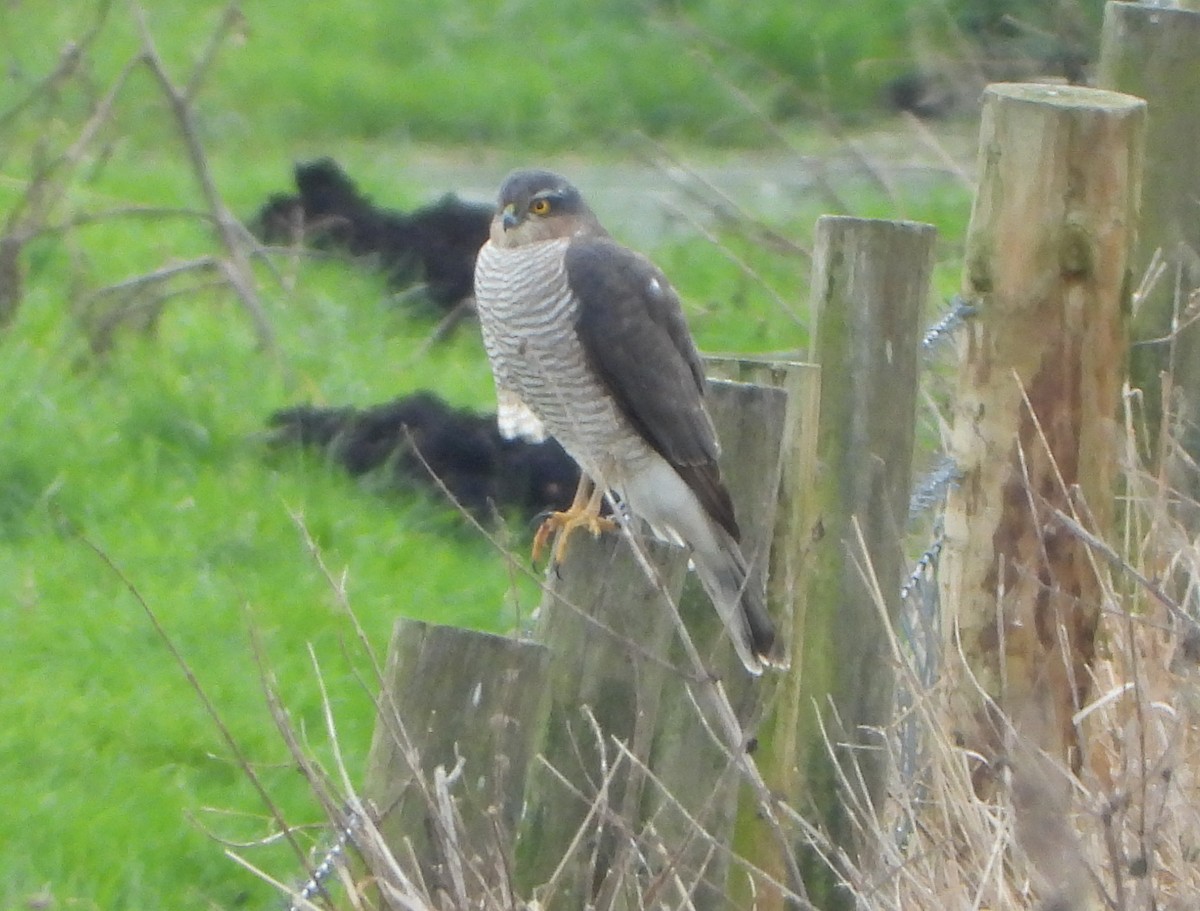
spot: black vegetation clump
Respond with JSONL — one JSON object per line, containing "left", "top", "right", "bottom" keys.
{"left": 266, "top": 391, "right": 582, "bottom": 525}
{"left": 255, "top": 158, "right": 492, "bottom": 312}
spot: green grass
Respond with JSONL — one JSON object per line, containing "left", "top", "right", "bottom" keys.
{"left": 3, "top": 0, "right": 1084, "bottom": 153}
{"left": 0, "top": 257, "right": 523, "bottom": 909}
{"left": 0, "top": 1, "right": 979, "bottom": 907}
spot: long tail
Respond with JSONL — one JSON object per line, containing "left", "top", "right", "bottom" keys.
{"left": 690, "top": 520, "right": 776, "bottom": 675}
{"left": 622, "top": 459, "right": 776, "bottom": 674}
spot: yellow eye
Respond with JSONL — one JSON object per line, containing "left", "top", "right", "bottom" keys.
{"left": 530, "top": 198, "right": 552, "bottom": 216}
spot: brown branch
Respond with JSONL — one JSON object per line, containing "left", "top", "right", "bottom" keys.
{"left": 183, "top": 1, "right": 245, "bottom": 104}
{"left": 23, "top": 205, "right": 217, "bottom": 240}
{"left": 130, "top": 1, "right": 277, "bottom": 353}
{"left": 1051, "top": 507, "right": 1198, "bottom": 632}
{"left": 0, "top": 0, "right": 115, "bottom": 136}
{"left": 4, "top": 53, "right": 140, "bottom": 237}
{"left": 86, "top": 255, "right": 222, "bottom": 297}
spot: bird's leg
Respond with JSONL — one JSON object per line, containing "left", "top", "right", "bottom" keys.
{"left": 531, "top": 475, "right": 592, "bottom": 564}
{"left": 531, "top": 474, "right": 618, "bottom": 565}
{"left": 552, "top": 481, "right": 617, "bottom": 564}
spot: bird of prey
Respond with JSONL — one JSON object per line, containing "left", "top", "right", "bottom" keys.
{"left": 473, "top": 168, "right": 775, "bottom": 674}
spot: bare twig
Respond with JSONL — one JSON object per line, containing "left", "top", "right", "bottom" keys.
{"left": 656, "top": 195, "right": 806, "bottom": 328}
{"left": 0, "top": 0, "right": 115, "bottom": 136}
{"left": 183, "top": 1, "right": 245, "bottom": 103}
{"left": 628, "top": 133, "right": 811, "bottom": 259}
{"left": 130, "top": 0, "right": 277, "bottom": 352}
{"left": 4, "top": 52, "right": 140, "bottom": 238}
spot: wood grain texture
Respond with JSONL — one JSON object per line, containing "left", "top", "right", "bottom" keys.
{"left": 364, "top": 620, "right": 550, "bottom": 902}
{"left": 802, "top": 215, "right": 933, "bottom": 897}
{"left": 939, "top": 83, "right": 1144, "bottom": 780}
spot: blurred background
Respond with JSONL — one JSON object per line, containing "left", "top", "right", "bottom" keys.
{"left": 0, "top": 1, "right": 1104, "bottom": 908}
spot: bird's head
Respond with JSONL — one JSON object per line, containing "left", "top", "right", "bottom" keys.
{"left": 489, "top": 169, "right": 605, "bottom": 248}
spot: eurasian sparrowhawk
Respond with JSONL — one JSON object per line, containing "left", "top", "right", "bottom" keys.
{"left": 473, "top": 169, "right": 775, "bottom": 674}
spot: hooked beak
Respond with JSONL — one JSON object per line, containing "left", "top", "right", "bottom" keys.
{"left": 501, "top": 204, "right": 520, "bottom": 231}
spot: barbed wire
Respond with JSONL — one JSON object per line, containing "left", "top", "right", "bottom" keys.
{"left": 908, "top": 454, "right": 962, "bottom": 522}
{"left": 922, "top": 295, "right": 978, "bottom": 352}
{"left": 280, "top": 289, "right": 980, "bottom": 906}
{"left": 284, "top": 809, "right": 361, "bottom": 911}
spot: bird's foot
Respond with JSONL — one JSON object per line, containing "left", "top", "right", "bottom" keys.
{"left": 531, "top": 508, "right": 618, "bottom": 566}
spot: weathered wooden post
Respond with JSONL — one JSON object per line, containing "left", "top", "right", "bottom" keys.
{"left": 363, "top": 621, "right": 550, "bottom": 904}
{"left": 793, "top": 216, "right": 933, "bottom": 901}
{"left": 670, "top": 376, "right": 789, "bottom": 679}
{"left": 1097, "top": 2, "right": 1200, "bottom": 467}
{"left": 707, "top": 358, "right": 823, "bottom": 907}
{"left": 939, "top": 85, "right": 1144, "bottom": 781}
{"left": 516, "top": 376, "right": 792, "bottom": 909}
{"left": 703, "top": 358, "right": 822, "bottom": 671}
{"left": 515, "top": 531, "right": 689, "bottom": 909}
{"left": 645, "top": 368, "right": 794, "bottom": 910}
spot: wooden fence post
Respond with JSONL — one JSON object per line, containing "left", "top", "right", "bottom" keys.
{"left": 798, "top": 215, "right": 933, "bottom": 898}
{"left": 644, "top": 372, "right": 792, "bottom": 911}
{"left": 515, "top": 530, "right": 690, "bottom": 908}
{"left": 1097, "top": 2, "right": 1200, "bottom": 469}
{"left": 363, "top": 620, "right": 550, "bottom": 904}
{"left": 939, "top": 84, "right": 1145, "bottom": 782}
{"left": 707, "top": 358, "right": 823, "bottom": 909}
{"left": 514, "top": 376, "right": 793, "bottom": 909}
{"left": 362, "top": 373, "right": 809, "bottom": 908}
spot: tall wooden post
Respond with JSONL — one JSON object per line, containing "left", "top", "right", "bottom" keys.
{"left": 647, "top": 370, "right": 792, "bottom": 911}
{"left": 1097, "top": 2, "right": 1200, "bottom": 467}
{"left": 939, "top": 84, "right": 1144, "bottom": 781}
{"left": 708, "top": 358, "right": 823, "bottom": 909}
{"left": 515, "top": 376, "right": 793, "bottom": 909}
{"left": 799, "top": 216, "right": 933, "bottom": 899}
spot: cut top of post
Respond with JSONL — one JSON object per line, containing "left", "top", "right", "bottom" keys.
{"left": 984, "top": 82, "right": 1146, "bottom": 115}
{"left": 815, "top": 214, "right": 937, "bottom": 236}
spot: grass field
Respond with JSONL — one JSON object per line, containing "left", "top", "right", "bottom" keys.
{"left": 0, "top": 0, "right": 1006, "bottom": 907}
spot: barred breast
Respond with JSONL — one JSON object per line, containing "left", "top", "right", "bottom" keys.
{"left": 474, "top": 237, "right": 656, "bottom": 489}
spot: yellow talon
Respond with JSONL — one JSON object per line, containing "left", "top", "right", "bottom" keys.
{"left": 532, "top": 475, "right": 617, "bottom": 565}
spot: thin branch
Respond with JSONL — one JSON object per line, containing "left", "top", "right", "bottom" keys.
{"left": 74, "top": 530, "right": 315, "bottom": 879}
{"left": 0, "top": 0, "right": 115, "bottom": 135}
{"left": 657, "top": 195, "right": 806, "bottom": 328}
{"left": 4, "top": 52, "right": 140, "bottom": 236}
{"left": 131, "top": 0, "right": 277, "bottom": 352}
{"left": 183, "top": 1, "right": 245, "bottom": 103}
{"left": 1052, "top": 508, "right": 1198, "bottom": 631}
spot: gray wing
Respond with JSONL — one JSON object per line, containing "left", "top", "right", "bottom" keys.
{"left": 565, "top": 236, "right": 740, "bottom": 540}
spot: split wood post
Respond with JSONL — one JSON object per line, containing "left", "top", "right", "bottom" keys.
{"left": 514, "top": 376, "right": 798, "bottom": 909}
{"left": 939, "top": 84, "right": 1144, "bottom": 784}
{"left": 707, "top": 357, "right": 823, "bottom": 908}
{"left": 515, "top": 531, "right": 689, "bottom": 909}
{"left": 645, "top": 370, "right": 794, "bottom": 911}
{"left": 363, "top": 621, "right": 550, "bottom": 904}
{"left": 1097, "top": 2, "right": 1200, "bottom": 470}
{"left": 799, "top": 215, "right": 933, "bottom": 900}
